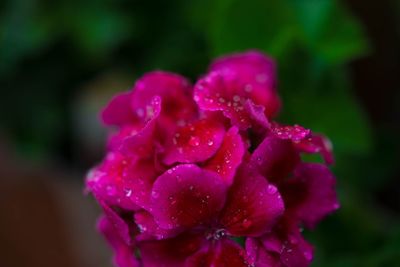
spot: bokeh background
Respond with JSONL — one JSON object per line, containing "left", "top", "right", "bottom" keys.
{"left": 1, "top": 0, "right": 399, "bottom": 266}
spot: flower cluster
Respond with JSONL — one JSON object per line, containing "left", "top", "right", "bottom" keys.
{"left": 86, "top": 51, "right": 339, "bottom": 267}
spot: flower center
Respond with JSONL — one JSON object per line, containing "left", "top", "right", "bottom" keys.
{"left": 206, "top": 228, "right": 227, "bottom": 241}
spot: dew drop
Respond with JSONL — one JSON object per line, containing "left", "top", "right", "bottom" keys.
{"left": 207, "top": 140, "right": 214, "bottom": 146}
{"left": 189, "top": 136, "right": 200, "bottom": 146}
{"left": 233, "top": 95, "right": 241, "bottom": 102}
{"left": 267, "top": 184, "right": 278, "bottom": 194}
{"left": 242, "top": 219, "right": 252, "bottom": 228}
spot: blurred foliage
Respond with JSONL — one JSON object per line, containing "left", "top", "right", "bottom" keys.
{"left": 0, "top": 0, "right": 399, "bottom": 266}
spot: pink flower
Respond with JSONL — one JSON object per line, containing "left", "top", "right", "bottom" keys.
{"left": 86, "top": 50, "right": 339, "bottom": 267}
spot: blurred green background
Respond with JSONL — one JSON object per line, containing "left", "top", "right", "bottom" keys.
{"left": 0, "top": 0, "right": 399, "bottom": 267}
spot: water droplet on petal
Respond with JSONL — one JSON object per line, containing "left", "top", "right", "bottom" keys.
{"left": 189, "top": 136, "right": 200, "bottom": 146}
{"left": 267, "top": 184, "right": 278, "bottom": 194}
{"left": 152, "top": 191, "right": 160, "bottom": 199}
{"left": 242, "top": 219, "right": 252, "bottom": 228}
{"left": 207, "top": 140, "right": 214, "bottom": 146}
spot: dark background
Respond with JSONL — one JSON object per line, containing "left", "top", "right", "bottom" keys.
{"left": 0, "top": 0, "right": 399, "bottom": 266}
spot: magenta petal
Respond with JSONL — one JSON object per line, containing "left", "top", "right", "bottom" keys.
{"left": 194, "top": 71, "right": 255, "bottom": 129}
{"left": 162, "top": 119, "right": 225, "bottom": 165}
{"left": 186, "top": 239, "right": 250, "bottom": 267}
{"left": 86, "top": 152, "right": 139, "bottom": 211}
{"left": 134, "top": 210, "right": 180, "bottom": 241}
{"left": 102, "top": 91, "right": 137, "bottom": 127}
{"left": 194, "top": 51, "right": 280, "bottom": 126}
{"left": 119, "top": 96, "right": 161, "bottom": 158}
{"left": 219, "top": 170, "right": 284, "bottom": 237}
{"left": 150, "top": 164, "right": 229, "bottom": 230}
{"left": 245, "top": 238, "right": 279, "bottom": 267}
{"left": 98, "top": 216, "right": 139, "bottom": 267}
{"left": 244, "top": 99, "right": 270, "bottom": 129}
{"left": 297, "top": 134, "right": 335, "bottom": 165}
{"left": 139, "top": 232, "right": 206, "bottom": 267}
{"left": 203, "top": 127, "right": 245, "bottom": 185}
{"left": 250, "top": 136, "right": 300, "bottom": 183}
{"left": 282, "top": 163, "right": 339, "bottom": 228}
{"left": 100, "top": 201, "right": 133, "bottom": 245}
{"left": 270, "top": 122, "right": 311, "bottom": 143}
{"left": 132, "top": 71, "right": 197, "bottom": 125}
{"left": 260, "top": 221, "right": 314, "bottom": 267}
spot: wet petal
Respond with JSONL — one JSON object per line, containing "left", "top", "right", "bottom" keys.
{"left": 139, "top": 232, "right": 206, "bottom": 267}
{"left": 119, "top": 96, "right": 161, "bottom": 158}
{"left": 132, "top": 71, "right": 197, "bottom": 125}
{"left": 86, "top": 152, "right": 159, "bottom": 211}
{"left": 203, "top": 127, "right": 245, "bottom": 185}
{"left": 194, "top": 51, "right": 280, "bottom": 129}
{"left": 260, "top": 219, "right": 314, "bottom": 267}
{"left": 102, "top": 91, "right": 137, "bottom": 127}
{"left": 249, "top": 136, "right": 300, "bottom": 183}
{"left": 150, "top": 164, "right": 229, "bottom": 230}
{"left": 297, "top": 134, "right": 335, "bottom": 165}
{"left": 162, "top": 118, "right": 225, "bottom": 165}
{"left": 100, "top": 201, "right": 133, "bottom": 245}
{"left": 134, "top": 210, "right": 180, "bottom": 241}
{"left": 98, "top": 216, "right": 139, "bottom": 267}
{"left": 270, "top": 122, "right": 311, "bottom": 143}
{"left": 186, "top": 239, "right": 250, "bottom": 267}
{"left": 281, "top": 163, "right": 339, "bottom": 228}
{"left": 219, "top": 170, "right": 284, "bottom": 237}
{"left": 245, "top": 238, "right": 279, "bottom": 267}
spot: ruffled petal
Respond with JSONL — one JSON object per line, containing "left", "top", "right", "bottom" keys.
{"left": 185, "top": 239, "right": 250, "bottom": 267}
{"left": 281, "top": 163, "right": 339, "bottom": 228}
{"left": 249, "top": 136, "right": 300, "bottom": 183}
{"left": 101, "top": 91, "right": 137, "bottom": 127}
{"left": 150, "top": 164, "right": 229, "bottom": 230}
{"left": 203, "top": 127, "right": 245, "bottom": 185}
{"left": 98, "top": 216, "right": 139, "bottom": 267}
{"left": 162, "top": 118, "right": 225, "bottom": 165}
{"left": 219, "top": 169, "right": 284, "bottom": 237}
{"left": 139, "top": 232, "right": 206, "bottom": 267}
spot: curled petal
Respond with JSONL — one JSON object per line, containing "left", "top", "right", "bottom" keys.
{"left": 219, "top": 170, "right": 284, "bottom": 237}
{"left": 98, "top": 216, "right": 139, "bottom": 267}
{"left": 100, "top": 201, "right": 133, "bottom": 245}
{"left": 150, "top": 164, "right": 229, "bottom": 230}
{"left": 139, "top": 232, "right": 206, "bottom": 267}
{"left": 203, "top": 127, "right": 245, "bottom": 185}
{"left": 102, "top": 91, "right": 137, "bottom": 127}
{"left": 249, "top": 136, "right": 300, "bottom": 183}
{"left": 162, "top": 119, "right": 225, "bottom": 165}
{"left": 132, "top": 71, "right": 197, "bottom": 125}
{"left": 119, "top": 96, "right": 162, "bottom": 158}
{"left": 297, "top": 134, "right": 335, "bottom": 165}
{"left": 281, "top": 163, "right": 339, "bottom": 228}
{"left": 186, "top": 239, "right": 250, "bottom": 267}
